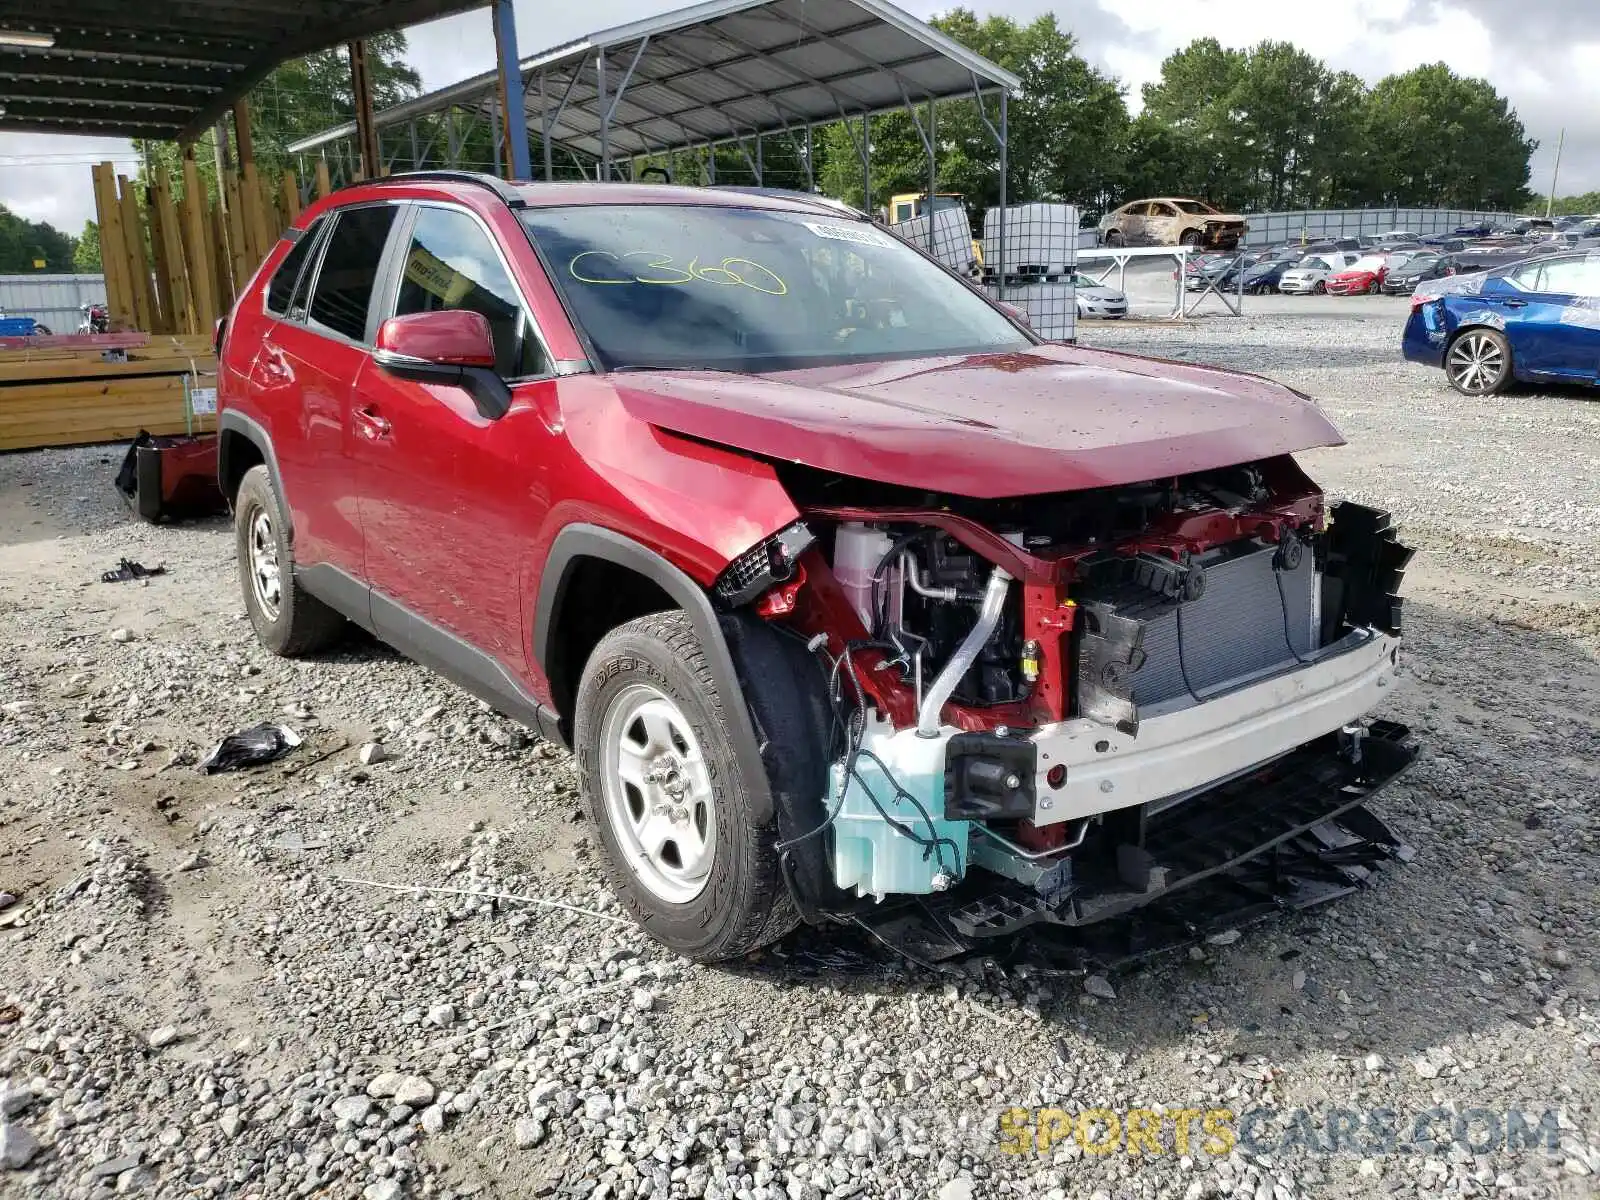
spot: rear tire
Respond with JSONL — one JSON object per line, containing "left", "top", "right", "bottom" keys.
{"left": 1313, "top": 280, "right": 1327, "bottom": 294}
{"left": 1445, "top": 328, "right": 1513, "bottom": 396}
{"left": 234, "top": 465, "right": 346, "bottom": 656}
{"left": 575, "top": 611, "right": 798, "bottom": 961}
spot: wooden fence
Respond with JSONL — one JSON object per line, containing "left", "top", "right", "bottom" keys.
{"left": 88, "top": 158, "right": 329, "bottom": 337}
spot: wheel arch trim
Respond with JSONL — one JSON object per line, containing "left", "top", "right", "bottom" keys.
{"left": 533, "top": 524, "right": 774, "bottom": 824}
{"left": 217, "top": 410, "right": 291, "bottom": 536}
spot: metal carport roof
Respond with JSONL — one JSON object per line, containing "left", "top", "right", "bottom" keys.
{"left": 286, "top": 0, "right": 1021, "bottom": 166}
{"left": 0, "top": 0, "right": 490, "bottom": 142}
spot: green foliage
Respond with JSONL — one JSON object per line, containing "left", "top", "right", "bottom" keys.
{"left": 1549, "top": 192, "right": 1600, "bottom": 217}
{"left": 73, "top": 221, "right": 102, "bottom": 272}
{"left": 1361, "top": 64, "right": 1535, "bottom": 209}
{"left": 0, "top": 204, "right": 76, "bottom": 272}
{"left": 805, "top": 19, "right": 1534, "bottom": 223}
{"left": 140, "top": 32, "right": 423, "bottom": 202}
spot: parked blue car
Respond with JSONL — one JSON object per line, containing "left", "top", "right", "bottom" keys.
{"left": 1400, "top": 252, "right": 1600, "bottom": 395}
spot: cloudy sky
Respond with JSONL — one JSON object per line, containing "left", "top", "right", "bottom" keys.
{"left": 0, "top": 0, "right": 1590, "bottom": 236}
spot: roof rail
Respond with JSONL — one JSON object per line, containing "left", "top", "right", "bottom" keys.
{"left": 337, "top": 170, "right": 526, "bottom": 208}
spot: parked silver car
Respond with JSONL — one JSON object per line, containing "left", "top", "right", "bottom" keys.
{"left": 1278, "top": 252, "right": 1361, "bottom": 295}
{"left": 1072, "top": 272, "right": 1128, "bottom": 318}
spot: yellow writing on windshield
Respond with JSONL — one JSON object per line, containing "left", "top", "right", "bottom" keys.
{"left": 569, "top": 250, "right": 787, "bottom": 295}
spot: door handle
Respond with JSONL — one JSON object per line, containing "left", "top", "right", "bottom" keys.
{"left": 353, "top": 406, "right": 391, "bottom": 439}
{"left": 1500, "top": 298, "right": 1528, "bottom": 308}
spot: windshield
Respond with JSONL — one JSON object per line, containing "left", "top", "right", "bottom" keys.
{"left": 520, "top": 205, "right": 1029, "bottom": 371}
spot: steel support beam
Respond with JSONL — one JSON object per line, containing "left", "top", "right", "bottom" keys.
{"left": 997, "top": 90, "right": 1008, "bottom": 284}
{"left": 492, "top": 0, "right": 531, "bottom": 179}
{"left": 595, "top": 49, "right": 609, "bottom": 180}
{"left": 862, "top": 113, "right": 871, "bottom": 214}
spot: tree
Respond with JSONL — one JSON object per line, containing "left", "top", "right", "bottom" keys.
{"left": 1550, "top": 191, "right": 1600, "bottom": 216}
{"left": 73, "top": 220, "right": 102, "bottom": 272}
{"left": 1362, "top": 64, "right": 1535, "bottom": 209}
{"left": 140, "top": 32, "right": 423, "bottom": 203}
{"left": 1139, "top": 39, "right": 1248, "bottom": 205}
{"left": 816, "top": 11, "right": 1129, "bottom": 219}
{"left": 0, "top": 205, "right": 76, "bottom": 272}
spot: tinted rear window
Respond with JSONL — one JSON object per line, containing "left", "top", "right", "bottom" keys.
{"left": 308, "top": 205, "right": 398, "bottom": 343}
{"left": 265, "top": 222, "right": 322, "bottom": 316}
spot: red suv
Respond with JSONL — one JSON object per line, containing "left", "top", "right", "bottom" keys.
{"left": 218, "top": 173, "right": 1416, "bottom": 963}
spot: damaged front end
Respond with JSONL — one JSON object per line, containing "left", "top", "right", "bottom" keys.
{"left": 712, "top": 455, "right": 1417, "bottom": 963}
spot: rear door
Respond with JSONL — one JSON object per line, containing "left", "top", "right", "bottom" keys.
{"left": 1499, "top": 256, "right": 1600, "bottom": 380}
{"left": 353, "top": 202, "right": 560, "bottom": 673}
{"left": 256, "top": 204, "right": 401, "bottom": 580}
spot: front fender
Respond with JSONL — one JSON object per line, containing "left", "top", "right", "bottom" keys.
{"left": 533, "top": 524, "right": 775, "bottom": 824}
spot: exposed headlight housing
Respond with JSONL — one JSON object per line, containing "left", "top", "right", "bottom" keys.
{"left": 713, "top": 522, "right": 815, "bottom": 607}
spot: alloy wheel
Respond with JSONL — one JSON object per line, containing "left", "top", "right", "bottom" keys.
{"left": 248, "top": 510, "right": 282, "bottom": 621}
{"left": 1447, "top": 333, "right": 1506, "bottom": 394}
{"left": 599, "top": 683, "right": 717, "bottom": 904}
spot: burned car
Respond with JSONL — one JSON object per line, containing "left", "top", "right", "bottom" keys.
{"left": 217, "top": 174, "right": 1413, "bottom": 964}
{"left": 1099, "top": 198, "right": 1248, "bottom": 249}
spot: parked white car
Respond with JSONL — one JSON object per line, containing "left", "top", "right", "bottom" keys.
{"left": 1278, "top": 252, "right": 1361, "bottom": 294}
{"left": 1072, "top": 273, "right": 1128, "bottom": 318}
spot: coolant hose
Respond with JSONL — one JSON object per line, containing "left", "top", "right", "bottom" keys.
{"left": 916, "top": 566, "right": 1013, "bottom": 737}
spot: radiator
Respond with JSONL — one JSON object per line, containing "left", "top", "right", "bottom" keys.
{"left": 1074, "top": 541, "right": 1319, "bottom": 727}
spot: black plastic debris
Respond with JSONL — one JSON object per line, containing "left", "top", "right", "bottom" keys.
{"left": 198, "top": 723, "right": 303, "bottom": 774}
{"left": 101, "top": 558, "right": 167, "bottom": 584}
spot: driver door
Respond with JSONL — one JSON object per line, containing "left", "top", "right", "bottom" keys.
{"left": 353, "top": 202, "right": 559, "bottom": 672}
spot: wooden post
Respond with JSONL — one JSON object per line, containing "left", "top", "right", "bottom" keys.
{"left": 314, "top": 158, "right": 332, "bottom": 199}
{"left": 146, "top": 183, "right": 177, "bottom": 334}
{"left": 349, "top": 40, "right": 380, "bottom": 182}
{"left": 180, "top": 147, "right": 218, "bottom": 332}
{"left": 91, "top": 164, "right": 135, "bottom": 329}
{"left": 116, "top": 174, "right": 156, "bottom": 332}
{"left": 211, "top": 200, "right": 235, "bottom": 310}
{"left": 280, "top": 171, "right": 301, "bottom": 226}
{"left": 154, "top": 177, "right": 194, "bottom": 334}
{"left": 232, "top": 99, "right": 255, "bottom": 169}
{"left": 222, "top": 170, "right": 251, "bottom": 296}
{"left": 241, "top": 162, "right": 272, "bottom": 266}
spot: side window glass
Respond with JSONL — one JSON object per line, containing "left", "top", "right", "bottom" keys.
{"left": 394, "top": 206, "right": 548, "bottom": 378}
{"left": 308, "top": 205, "right": 398, "bottom": 343}
{"left": 265, "top": 217, "right": 322, "bottom": 316}
{"left": 1532, "top": 257, "right": 1593, "bottom": 296}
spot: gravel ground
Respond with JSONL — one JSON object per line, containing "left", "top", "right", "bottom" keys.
{"left": 1, "top": 306, "right": 1597, "bottom": 1200}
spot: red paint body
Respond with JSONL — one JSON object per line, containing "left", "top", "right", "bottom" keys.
{"left": 218, "top": 179, "right": 1345, "bottom": 724}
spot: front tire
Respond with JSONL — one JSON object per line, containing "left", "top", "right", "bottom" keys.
{"left": 1445, "top": 328, "right": 1512, "bottom": 396}
{"left": 576, "top": 612, "right": 797, "bottom": 961}
{"left": 234, "top": 465, "right": 346, "bottom": 655}
{"left": 1313, "top": 280, "right": 1327, "bottom": 294}
{"left": 1180, "top": 230, "right": 1202, "bottom": 248}
{"left": 1104, "top": 230, "right": 1124, "bottom": 248}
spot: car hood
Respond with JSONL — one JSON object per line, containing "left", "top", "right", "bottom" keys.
{"left": 611, "top": 345, "right": 1343, "bottom": 499}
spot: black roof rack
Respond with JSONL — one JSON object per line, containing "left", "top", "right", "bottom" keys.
{"left": 336, "top": 171, "right": 526, "bottom": 208}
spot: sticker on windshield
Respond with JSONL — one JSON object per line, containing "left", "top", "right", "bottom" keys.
{"left": 804, "top": 221, "right": 893, "bottom": 248}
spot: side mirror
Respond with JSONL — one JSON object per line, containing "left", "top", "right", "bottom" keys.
{"left": 373, "top": 310, "right": 511, "bottom": 420}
